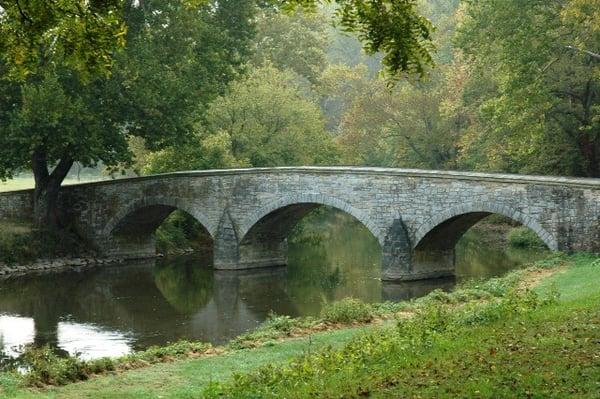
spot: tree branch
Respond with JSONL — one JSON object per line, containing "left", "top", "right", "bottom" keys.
{"left": 48, "top": 156, "right": 74, "bottom": 186}
{"left": 566, "top": 45, "right": 600, "bottom": 61}
{"left": 15, "top": 0, "right": 33, "bottom": 23}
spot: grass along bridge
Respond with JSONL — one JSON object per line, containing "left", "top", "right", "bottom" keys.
{"left": 1, "top": 167, "right": 599, "bottom": 281}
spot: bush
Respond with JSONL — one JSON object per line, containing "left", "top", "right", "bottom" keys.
{"left": 21, "top": 346, "right": 88, "bottom": 387}
{"left": 507, "top": 227, "right": 546, "bottom": 248}
{"left": 321, "top": 298, "right": 373, "bottom": 324}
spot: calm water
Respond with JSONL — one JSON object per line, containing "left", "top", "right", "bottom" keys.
{"left": 0, "top": 211, "right": 547, "bottom": 362}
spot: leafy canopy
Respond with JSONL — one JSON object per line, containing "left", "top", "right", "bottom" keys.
{"left": 283, "top": 0, "right": 435, "bottom": 79}
{"left": 0, "top": 0, "right": 435, "bottom": 82}
{"left": 0, "top": 0, "right": 126, "bottom": 80}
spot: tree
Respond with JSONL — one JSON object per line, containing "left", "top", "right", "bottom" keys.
{"left": 330, "top": 64, "right": 462, "bottom": 169}
{"left": 0, "top": 0, "right": 126, "bottom": 80}
{"left": 1, "top": 0, "right": 436, "bottom": 81}
{"left": 285, "top": 0, "right": 435, "bottom": 79}
{"left": 456, "top": 0, "right": 600, "bottom": 176}
{"left": 252, "top": 10, "right": 330, "bottom": 84}
{"left": 145, "top": 65, "right": 339, "bottom": 173}
{"left": 0, "top": 0, "right": 256, "bottom": 229}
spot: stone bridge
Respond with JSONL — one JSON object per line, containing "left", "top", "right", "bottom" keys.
{"left": 1, "top": 167, "right": 599, "bottom": 281}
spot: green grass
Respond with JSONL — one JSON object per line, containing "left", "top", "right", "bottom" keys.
{"left": 3, "top": 253, "right": 600, "bottom": 398}
{"left": 0, "top": 177, "right": 102, "bottom": 193}
{"left": 6, "top": 326, "right": 371, "bottom": 399}
{"left": 0, "top": 178, "right": 36, "bottom": 192}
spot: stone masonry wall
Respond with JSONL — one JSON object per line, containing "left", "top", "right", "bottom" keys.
{"left": 1, "top": 167, "right": 599, "bottom": 281}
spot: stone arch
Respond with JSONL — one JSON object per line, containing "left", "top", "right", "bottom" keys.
{"left": 102, "top": 197, "right": 216, "bottom": 239}
{"left": 413, "top": 202, "right": 558, "bottom": 251}
{"left": 237, "top": 194, "right": 385, "bottom": 247}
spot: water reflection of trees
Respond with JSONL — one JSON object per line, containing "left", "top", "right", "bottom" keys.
{"left": 153, "top": 257, "right": 214, "bottom": 313}
{"left": 286, "top": 209, "right": 383, "bottom": 315}
{"left": 456, "top": 231, "right": 549, "bottom": 279}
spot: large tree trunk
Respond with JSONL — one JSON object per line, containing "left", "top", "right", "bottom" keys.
{"left": 582, "top": 79, "right": 599, "bottom": 177}
{"left": 32, "top": 149, "right": 74, "bottom": 230}
{"left": 578, "top": 135, "right": 600, "bottom": 178}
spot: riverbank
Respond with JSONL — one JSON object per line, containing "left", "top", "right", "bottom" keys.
{"left": 2, "top": 253, "right": 598, "bottom": 398}
{"left": 0, "top": 219, "right": 177, "bottom": 279}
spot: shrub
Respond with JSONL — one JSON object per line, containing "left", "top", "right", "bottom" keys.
{"left": 321, "top": 298, "right": 373, "bottom": 324}
{"left": 507, "top": 227, "right": 546, "bottom": 248}
{"left": 371, "top": 301, "right": 411, "bottom": 315}
{"left": 21, "top": 346, "right": 88, "bottom": 387}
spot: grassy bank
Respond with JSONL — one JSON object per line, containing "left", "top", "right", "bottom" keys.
{"left": 0, "top": 177, "right": 104, "bottom": 193}
{"left": 1, "top": 253, "right": 599, "bottom": 398}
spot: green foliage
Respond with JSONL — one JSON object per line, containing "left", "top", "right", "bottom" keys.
{"left": 456, "top": 0, "right": 600, "bottom": 177}
{"left": 507, "top": 227, "right": 547, "bottom": 249}
{"left": 327, "top": 63, "right": 463, "bottom": 168}
{"left": 145, "top": 65, "right": 339, "bottom": 173}
{"left": 21, "top": 346, "right": 90, "bottom": 387}
{"left": 229, "top": 313, "right": 316, "bottom": 350}
{"left": 129, "top": 341, "right": 210, "bottom": 363}
{"left": 285, "top": 0, "right": 435, "bottom": 80}
{"left": 253, "top": 10, "right": 329, "bottom": 84}
{"left": 0, "top": 0, "right": 126, "bottom": 80}
{"left": 0, "top": 0, "right": 256, "bottom": 228}
{"left": 11, "top": 340, "right": 211, "bottom": 387}
{"left": 320, "top": 297, "right": 373, "bottom": 323}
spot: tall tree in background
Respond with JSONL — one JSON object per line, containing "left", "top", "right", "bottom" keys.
{"left": 252, "top": 10, "right": 329, "bottom": 84}
{"left": 328, "top": 64, "right": 463, "bottom": 169}
{"left": 457, "top": 0, "right": 600, "bottom": 176}
{"left": 144, "top": 65, "right": 338, "bottom": 173}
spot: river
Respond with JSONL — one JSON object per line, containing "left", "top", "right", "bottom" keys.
{"left": 0, "top": 210, "right": 548, "bottom": 362}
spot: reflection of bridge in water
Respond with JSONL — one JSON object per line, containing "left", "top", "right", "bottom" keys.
{"left": 1, "top": 167, "right": 599, "bottom": 281}
{"left": 0, "top": 260, "right": 292, "bottom": 352}
{"left": 0, "top": 256, "right": 453, "bottom": 358}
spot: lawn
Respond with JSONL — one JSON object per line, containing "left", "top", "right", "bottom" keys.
{"left": 0, "top": 177, "right": 103, "bottom": 193}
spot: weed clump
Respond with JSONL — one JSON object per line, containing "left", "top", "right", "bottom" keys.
{"left": 321, "top": 297, "right": 374, "bottom": 324}
{"left": 8, "top": 340, "right": 211, "bottom": 388}
{"left": 230, "top": 313, "right": 316, "bottom": 350}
